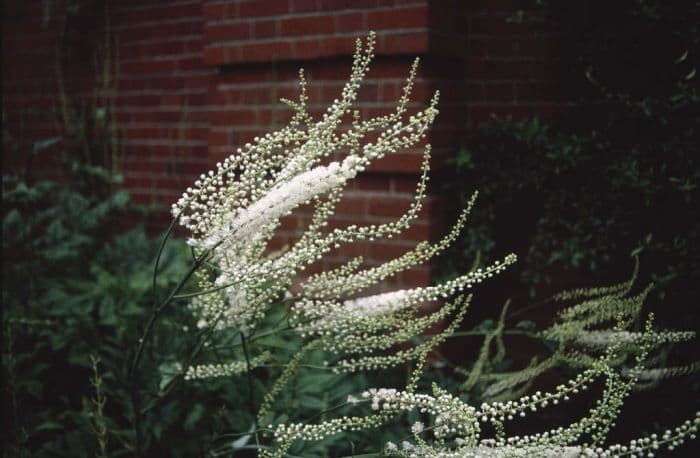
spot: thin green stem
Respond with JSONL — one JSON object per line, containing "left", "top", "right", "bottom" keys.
{"left": 445, "top": 329, "right": 537, "bottom": 338}
{"left": 211, "top": 444, "right": 305, "bottom": 458}
{"left": 152, "top": 216, "right": 178, "bottom": 304}
{"left": 300, "top": 400, "right": 359, "bottom": 426}
{"left": 130, "top": 251, "right": 209, "bottom": 379}
{"left": 241, "top": 331, "right": 261, "bottom": 450}
{"left": 506, "top": 296, "right": 553, "bottom": 321}
{"left": 140, "top": 310, "right": 226, "bottom": 415}
{"left": 129, "top": 246, "right": 210, "bottom": 456}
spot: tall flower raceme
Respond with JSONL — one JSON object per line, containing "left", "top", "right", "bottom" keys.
{"left": 173, "top": 32, "right": 516, "bottom": 370}
{"left": 269, "top": 317, "right": 700, "bottom": 458}
{"left": 169, "top": 33, "right": 698, "bottom": 457}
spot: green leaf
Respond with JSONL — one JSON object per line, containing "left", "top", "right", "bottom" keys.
{"left": 159, "top": 361, "right": 183, "bottom": 391}
{"left": 36, "top": 420, "right": 64, "bottom": 431}
{"left": 515, "top": 320, "right": 536, "bottom": 331}
{"left": 184, "top": 403, "right": 204, "bottom": 430}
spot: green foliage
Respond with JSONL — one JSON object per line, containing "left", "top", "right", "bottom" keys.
{"left": 441, "top": 1, "right": 699, "bottom": 301}
{"left": 1, "top": 178, "right": 164, "bottom": 454}
{"left": 0, "top": 176, "right": 410, "bottom": 457}
{"left": 443, "top": 113, "right": 698, "bottom": 300}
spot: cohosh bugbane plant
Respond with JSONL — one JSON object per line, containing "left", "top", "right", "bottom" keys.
{"left": 159, "top": 32, "right": 698, "bottom": 456}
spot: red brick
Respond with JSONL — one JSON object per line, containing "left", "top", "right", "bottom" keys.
{"left": 139, "top": 76, "right": 182, "bottom": 91}
{"left": 468, "top": 104, "right": 533, "bottom": 123}
{"left": 379, "top": 31, "right": 430, "bottom": 55}
{"left": 368, "top": 196, "right": 415, "bottom": 218}
{"left": 367, "top": 6, "right": 429, "bottom": 30}
{"left": 121, "top": 41, "right": 184, "bottom": 60}
{"left": 402, "top": 222, "right": 431, "bottom": 242}
{"left": 393, "top": 175, "right": 422, "bottom": 194}
{"left": 203, "top": 46, "right": 225, "bottom": 65}
{"left": 205, "top": 22, "right": 251, "bottom": 42}
{"left": 184, "top": 38, "right": 204, "bottom": 53}
{"left": 515, "top": 82, "right": 550, "bottom": 102}
{"left": 400, "top": 267, "right": 431, "bottom": 287}
{"left": 484, "top": 82, "right": 514, "bottom": 103}
{"left": 117, "top": 21, "right": 201, "bottom": 43}
{"left": 370, "top": 152, "right": 425, "bottom": 174}
{"left": 290, "top": 0, "right": 320, "bottom": 13}
{"left": 253, "top": 19, "right": 278, "bottom": 39}
{"left": 291, "top": 39, "right": 324, "bottom": 60}
{"left": 464, "top": 82, "right": 484, "bottom": 102}
{"left": 279, "top": 215, "right": 312, "bottom": 232}
{"left": 238, "top": 0, "right": 289, "bottom": 17}
{"left": 279, "top": 16, "right": 334, "bottom": 37}
{"left": 487, "top": 38, "right": 520, "bottom": 57}
{"left": 239, "top": 41, "right": 293, "bottom": 63}
{"left": 121, "top": 59, "right": 177, "bottom": 75}
{"left": 469, "top": 13, "right": 530, "bottom": 36}
{"left": 177, "top": 57, "right": 203, "bottom": 71}
{"left": 257, "top": 108, "right": 286, "bottom": 125}
{"left": 184, "top": 74, "right": 208, "bottom": 89}
{"left": 113, "top": 2, "right": 201, "bottom": 24}
{"left": 203, "top": 2, "right": 234, "bottom": 20}
{"left": 160, "top": 93, "right": 184, "bottom": 106}
{"left": 237, "top": 87, "right": 274, "bottom": 104}
{"left": 350, "top": 174, "right": 392, "bottom": 193}
{"left": 466, "top": 58, "right": 533, "bottom": 80}
{"left": 334, "top": 12, "right": 365, "bottom": 33}
{"left": 323, "top": 0, "right": 381, "bottom": 9}
{"left": 336, "top": 196, "right": 367, "bottom": 215}
{"left": 330, "top": 241, "right": 372, "bottom": 259}
{"left": 209, "top": 108, "right": 258, "bottom": 126}
{"left": 370, "top": 243, "right": 414, "bottom": 262}
{"left": 117, "top": 77, "right": 148, "bottom": 92}
{"left": 320, "top": 36, "right": 358, "bottom": 56}
{"left": 464, "top": 0, "right": 523, "bottom": 11}
{"left": 207, "top": 130, "right": 231, "bottom": 147}
{"left": 518, "top": 37, "right": 552, "bottom": 57}
{"left": 117, "top": 94, "right": 160, "bottom": 106}
{"left": 183, "top": 126, "right": 209, "bottom": 141}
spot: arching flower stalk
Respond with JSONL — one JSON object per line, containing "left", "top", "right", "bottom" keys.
{"left": 174, "top": 32, "right": 516, "bottom": 371}
{"left": 170, "top": 32, "right": 698, "bottom": 458}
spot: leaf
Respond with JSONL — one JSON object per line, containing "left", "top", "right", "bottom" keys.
{"left": 184, "top": 403, "right": 204, "bottom": 430}
{"left": 36, "top": 420, "right": 64, "bottom": 431}
{"left": 684, "top": 67, "right": 696, "bottom": 80}
{"left": 505, "top": 9, "right": 524, "bottom": 24}
{"left": 159, "top": 361, "right": 183, "bottom": 391}
{"left": 515, "top": 320, "right": 536, "bottom": 331}
{"left": 298, "top": 394, "right": 324, "bottom": 410}
{"left": 24, "top": 380, "right": 43, "bottom": 399}
{"left": 231, "top": 423, "right": 256, "bottom": 450}
{"left": 674, "top": 50, "right": 688, "bottom": 64}
{"left": 473, "top": 319, "right": 495, "bottom": 332}
{"left": 32, "top": 137, "right": 60, "bottom": 154}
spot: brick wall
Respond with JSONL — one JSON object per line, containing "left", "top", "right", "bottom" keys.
{"left": 463, "top": 1, "right": 565, "bottom": 125}
{"left": 2, "top": 0, "right": 566, "bottom": 290}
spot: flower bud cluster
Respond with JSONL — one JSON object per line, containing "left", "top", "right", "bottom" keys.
{"left": 174, "top": 33, "right": 472, "bottom": 339}
{"left": 176, "top": 33, "right": 516, "bottom": 373}
{"left": 184, "top": 351, "right": 270, "bottom": 380}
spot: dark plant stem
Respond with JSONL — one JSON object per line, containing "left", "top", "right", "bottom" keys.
{"left": 128, "top": 220, "right": 209, "bottom": 456}
{"left": 152, "top": 216, "right": 178, "bottom": 304}
{"left": 241, "top": 331, "right": 261, "bottom": 450}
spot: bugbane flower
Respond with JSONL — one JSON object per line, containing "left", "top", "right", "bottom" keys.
{"left": 171, "top": 32, "right": 698, "bottom": 458}
{"left": 174, "top": 32, "right": 516, "bottom": 349}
